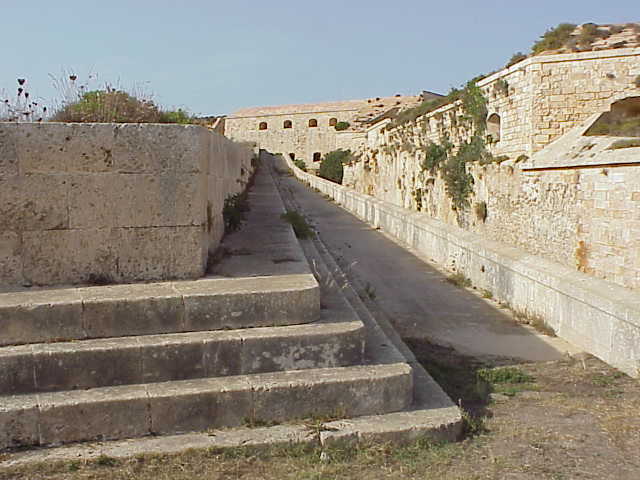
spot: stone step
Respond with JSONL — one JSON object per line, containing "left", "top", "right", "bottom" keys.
{"left": 0, "top": 363, "right": 413, "bottom": 450}
{"left": 0, "top": 273, "right": 319, "bottom": 347}
{"left": 0, "top": 316, "right": 365, "bottom": 395}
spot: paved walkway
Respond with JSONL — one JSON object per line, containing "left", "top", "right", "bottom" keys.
{"left": 275, "top": 162, "right": 579, "bottom": 362}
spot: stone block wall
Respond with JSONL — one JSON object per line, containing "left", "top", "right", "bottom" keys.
{"left": 225, "top": 109, "right": 361, "bottom": 170}
{"left": 342, "top": 48, "right": 640, "bottom": 290}
{"left": 0, "top": 123, "right": 254, "bottom": 288}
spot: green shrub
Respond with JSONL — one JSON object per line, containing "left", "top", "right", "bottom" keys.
{"left": 608, "top": 138, "right": 640, "bottom": 150}
{"left": 532, "top": 23, "right": 577, "bottom": 54}
{"left": 474, "top": 201, "right": 487, "bottom": 222}
{"left": 577, "top": 23, "right": 610, "bottom": 49}
{"left": 421, "top": 139, "right": 451, "bottom": 174}
{"left": 318, "top": 149, "right": 350, "bottom": 184}
{"left": 281, "top": 210, "right": 314, "bottom": 239}
{"left": 293, "top": 158, "right": 307, "bottom": 172}
{"left": 51, "top": 88, "right": 196, "bottom": 124}
{"left": 334, "top": 121, "right": 350, "bottom": 131}
{"left": 506, "top": 52, "right": 527, "bottom": 68}
{"left": 223, "top": 192, "right": 250, "bottom": 233}
{"left": 478, "top": 367, "right": 533, "bottom": 384}
{"left": 158, "top": 108, "right": 194, "bottom": 124}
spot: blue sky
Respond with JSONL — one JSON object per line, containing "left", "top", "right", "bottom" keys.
{"left": 1, "top": 1, "right": 637, "bottom": 116}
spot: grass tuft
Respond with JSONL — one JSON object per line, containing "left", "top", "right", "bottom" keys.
{"left": 281, "top": 210, "right": 314, "bottom": 239}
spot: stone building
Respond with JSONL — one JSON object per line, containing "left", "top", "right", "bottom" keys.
{"left": 225, "top": 95, "right": 436, "bottom": 171}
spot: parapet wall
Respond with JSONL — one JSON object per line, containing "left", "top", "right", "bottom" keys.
{"left": 284, "top": 155, "right": 640, "bottom": 378}
{"left": 0, "top": 123, "right": 254, "bottom": 288}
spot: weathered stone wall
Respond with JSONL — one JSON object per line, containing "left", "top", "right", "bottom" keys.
{"left": 0, "top": 123, "right": 254, "bottom": 288}
{"left": 225, "top": 109, "right": 362, "bottom": 170}
{"left": 343, "top": 48, "right": 640, "bottom": 290}
{"left": 284, "top": 154, "right": 640, "bottom": 377}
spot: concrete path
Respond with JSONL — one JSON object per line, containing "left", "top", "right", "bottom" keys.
{"left": 275, "top": 165, "right": 580, "bottom": 362}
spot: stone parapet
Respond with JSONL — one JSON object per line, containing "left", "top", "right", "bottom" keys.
{"left": 0, "top": 122, "right": 255, "bottom": 288}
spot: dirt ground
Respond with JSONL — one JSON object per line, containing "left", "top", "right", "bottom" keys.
{"left": 1, "top": 342, "right": 638, "bottom": 480}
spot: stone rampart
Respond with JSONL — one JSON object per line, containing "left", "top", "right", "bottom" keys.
{"left": 343, "top": 49, "right": 640, "bottom": 291}
{"left": 0, "top": 123, "right": 254, "bottom": 288}
{"left": 284, "top": 154, "right": 640, "bottom": 378}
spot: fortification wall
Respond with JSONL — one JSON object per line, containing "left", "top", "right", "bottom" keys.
{"left": 284, "top": 153, "right": 640, "bottom": 378}
{"left": 344, "top": 48, "right": 640, "bottom": 290}
{"left": 225, "top": 110, "right": 361, "bottom": 169}
{"left": 0, "top": 123, "right": 254, "bottom": 288}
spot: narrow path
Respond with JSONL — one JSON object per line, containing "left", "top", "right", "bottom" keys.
{"left": 274, "top": 161, "right": 578, "bottom": 362}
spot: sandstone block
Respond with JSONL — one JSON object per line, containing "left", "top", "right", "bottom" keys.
{"left": 0, "top": 124, "right": 18, "bottom": 177}
{"left": 38, "top": 385, "right": 150, "bottom": 445}
{"left": 81, "top": 282, "right": 182, "bottom": 338}
{"left": 0, "top": 231, "right": 23, "bottom": 285}
{"left": 16, "top": 123, "right": 116, "bottom": 174}
{"left": 0, "top": 175, "right": 69, "bottom": 231}
{"left": 147, "top": 377, "right": 251, "bottom": 434}
{"left": 0, "top": 396, "right": 40, "bottom": 449}
{"left": 22, "top": 229, "right": 117, "bottom": 286}
{"left": 0, "top": 289, "right": 84, "bottom": 346}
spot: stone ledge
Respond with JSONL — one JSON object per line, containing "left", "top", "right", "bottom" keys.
{"left": 0, "top": 319, "right": 365, "bottom": 395}
{"left": 0, "top": 273, "right": 320, "bottom": 346}
{"left": 0, "top": 363, "right": 412, "bottom": 449}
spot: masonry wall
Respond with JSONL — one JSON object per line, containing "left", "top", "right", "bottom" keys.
{"left": 225, "top": 110, "right": 361, "bottom": 170}
{"left": 343, "top": 48, "right": 640, "bottom": 290}
{"left": 0, "top": 123, "right": 254, "bottom": 288}
{"left": 283, "top": 154, "right": 640, "bottom": 378}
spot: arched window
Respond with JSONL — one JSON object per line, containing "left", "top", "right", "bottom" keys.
{"left": 283, "top": 120, "right": 292, "bottom": 129}
{"left": 308, "top": 119, "right": 318, "bottom": 127}
{"left": 487, "top": 113, "right": 501, "bottom": 142}
{"left": 258, "top": 122, "right": 268, "bottom": 131}
{"left": 329, "top": 118, "right": 338, "bottom": 127}
{"left": 313, "top": 152, "right": 322, "bottom": 162}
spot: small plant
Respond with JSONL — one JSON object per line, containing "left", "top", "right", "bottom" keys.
{"left": 281, "top": 210, "right": 314, "bottom": 239}
{"left": 532, "top": 23, "right": 577, "bottom": 54}
{"left": 334, "top": 121, "right": 350, "bottom": 131}
{"left": 293, "top": 158, "right": 307, "bottom": 172}
{"left": 0, "top": 77, "right": 47, "bottom": 121}
{"left": 318, "top": 149, "right": 351, "bottom": 184}
{"left": 474, "top": 201, "right": 487, "bottom": 222}
{"left": 608, "top": 138, "right": 640, "bottom": 150}
{"left": 364, "top": 282, "right": 376, "bottom": 300}
{"left": 481, "top": 289, "right": 493, "bottom": 299}
{"left": 67, "top": 460, "right": 81, "bottom": 472}
{"left": 95, "top": 454, "right": 118, "bottom": 467}
{"left": 478, "top": 367, "right": 533, "bottom": 384}
{"left": 421, "top": 139, "right": 452, "bottom": 174}
{"left": 635, "top": 75, "right": 640, "bottom": 88}
{"left": 494, "top": 79, "right": 509, "bottom": 97}
{"left": 223, "top": 192, "right": 250, "bottom": 233}
{"left": 515, "top": 154, "right": 529, "bottom": 163}
{"left": 446, "top": 272, "right": 471, "bottom": 288}
{"left": 506, "top": 52, "right": 527, "bottom": 68}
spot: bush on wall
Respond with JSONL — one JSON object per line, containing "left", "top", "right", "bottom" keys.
{"left": 318, "top": 149, "right": 351, "bottom": 184}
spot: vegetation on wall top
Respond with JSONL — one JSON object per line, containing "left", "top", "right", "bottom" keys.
{"left": 318, "top": 149, "right": 351, "bottom": 184}
{"left": 1, "top": 73, "right": 197, "bottom": 124}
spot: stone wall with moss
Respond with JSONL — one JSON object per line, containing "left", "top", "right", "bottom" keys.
{"left": 343, "top": 48, "right": 640, "bottom": 290}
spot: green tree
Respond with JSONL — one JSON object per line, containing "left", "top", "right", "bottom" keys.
{"left": 318, "top": 149, "right": 350, "bottom": 184}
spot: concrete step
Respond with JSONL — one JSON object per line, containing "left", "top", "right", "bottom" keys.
{"left": 0, "top": 363, "right": 413, "bottom": 449}
{"left": 0, "top": 317, "right": 365, "bottom": 395}
{"left": 0, "top": 273, "right": 319, "bottom": 347}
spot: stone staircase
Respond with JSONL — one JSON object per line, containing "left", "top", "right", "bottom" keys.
{"left": 0, "top": 158, "right": 460, "bottom": 463}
